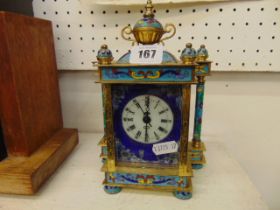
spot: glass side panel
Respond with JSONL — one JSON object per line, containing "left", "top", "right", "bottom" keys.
{"left": 112, "top": 84, "right": 182, "bottom": 166}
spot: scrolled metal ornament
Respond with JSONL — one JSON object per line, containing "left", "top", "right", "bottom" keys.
{"left": 160, "top": 23, "right": 176, "bottom": 45}
{"left": 121, "top": 25, "right": 136, "bottom": 46}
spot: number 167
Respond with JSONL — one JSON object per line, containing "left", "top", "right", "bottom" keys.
{"left": 139, "top": 50, "right": 156, "bottom": 59}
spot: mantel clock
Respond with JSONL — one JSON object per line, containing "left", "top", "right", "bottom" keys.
{"left": 95, "top": 0, "right": 211, "bottom": 199}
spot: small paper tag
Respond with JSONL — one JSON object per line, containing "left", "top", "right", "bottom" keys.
{"left": 152, "top": 141, "right": 178, "bottom": 155}
{"left": 130, "top": 44, "right": 163, "bottom": 64}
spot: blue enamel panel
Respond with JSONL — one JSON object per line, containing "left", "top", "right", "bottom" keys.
{"left": 101, "top": 66, "right": 194, "bottom": 82}
{"left": 192, "top": 156, "right": 202, "bottom": 161}
{"left": 112, "top": 85, "right": 182, "bottom": 165}
{"left": 106, "top": 172, "right": 188, "bottom": 188}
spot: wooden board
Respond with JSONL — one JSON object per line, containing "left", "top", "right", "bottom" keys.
{"left": 0, "top": 12, "right": 79, "bottom": 195}
{"left": 0, "top": 12, "right": 63, "bottom": 156}
{"left": 0, "top": 128, "right": 78, "bottom": 195}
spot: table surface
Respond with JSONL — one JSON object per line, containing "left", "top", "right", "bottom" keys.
{"left": 0, "top": 133, "right": 268, "bottom": 210}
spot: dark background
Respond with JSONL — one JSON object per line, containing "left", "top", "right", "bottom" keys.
{"left": 0, "top": 0, "right": 33, "bottom": 16}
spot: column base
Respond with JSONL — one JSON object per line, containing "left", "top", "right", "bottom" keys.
{"left": 192, "top": 164, "right": 204, "bottom": 170}
{"left": 189, "top": 141, "right": 206, "bottom": 169}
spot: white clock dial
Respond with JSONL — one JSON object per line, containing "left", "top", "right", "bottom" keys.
{"left": 121, "top": 95, "right": 174, "bottom": 144}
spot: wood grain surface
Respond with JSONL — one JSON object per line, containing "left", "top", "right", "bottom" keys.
{"left": 0, "top": 12, "right": 63, "bottom": 156}
{"left": 0, "top": 12, "right": 79, "bottom": 195}
{"left": 0, "top": 128, "right": 78, "bottom": 195}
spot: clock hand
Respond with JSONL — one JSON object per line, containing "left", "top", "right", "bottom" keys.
{"left": 139, "top": 104, "right": 145, "bottom": 114}
{"left": 145, "top": 125, "right": 148, "bottom": 142}
{"left": 143, "top": 112, "right": 152, "bottom": 128}
{"left": 144, "top": 96, "right": 152, "bottom": 127}
{"left": 145, "top": 96, "right": 150, "bottom": 112}
{"left": 143, "top": 97, "right": 150, "bottom": 142}
{"left": 133, "top": 99, "right": 145, "bottom": 114}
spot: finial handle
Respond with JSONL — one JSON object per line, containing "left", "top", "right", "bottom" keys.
{"left": 160, "top": 23, "right": 176, "bottom": 45}
{"left": 121, "top": 25, "right": 136, "bottom": 46}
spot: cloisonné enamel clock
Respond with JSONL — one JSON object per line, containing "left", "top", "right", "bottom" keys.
{"left": 95, "top": 0, "right": 211, "bottom": 199}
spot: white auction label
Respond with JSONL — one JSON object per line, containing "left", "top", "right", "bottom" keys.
{"left": 152, "top": 141, "right": 178, "bottom": 155}
{"left": 130, "top": 44, "right": 163, "bottom": 64}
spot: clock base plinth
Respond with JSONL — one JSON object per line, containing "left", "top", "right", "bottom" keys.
{"left": 102, "top": 170, "right": 193, "bottom": 198}
{"left": 189, "top": 142, "right": 206, "bottom": 169}
{"left": 100, "top": 148, "right": 194, "bottom": 198}
{"left": 192, "top": 164, "right": 204, "bottom": 170}
{"left": 103, "top": 179, "right": 192, "bottom": 192}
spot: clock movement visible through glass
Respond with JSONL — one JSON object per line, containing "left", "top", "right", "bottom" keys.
{"left": 122, "top": 95, "right": 174, "bottom": 144}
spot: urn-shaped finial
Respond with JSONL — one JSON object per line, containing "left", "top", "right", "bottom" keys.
{"left": 96, "top": 44, "right": 113, "bottom": 64}
{"left": 121, "top": 0, "right": 176, "bottom": 45}
{"left": 144, "top": 0, "right": 155, "bottom": 18}
{"left": 180, "top": 43, "right": 197, "bottom": 64}
{"left": 196, "top": 44, "right": 209, "bottom": 62}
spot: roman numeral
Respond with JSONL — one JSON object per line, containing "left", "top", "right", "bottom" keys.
{"left": 135, "top": 130, "right": 141, "bottom": 139}
{"left": 125, "top": 108, "right": 135, "bottom": 114}
{"left": 158, "top": 126, "right": 168, "bottom": 134}
{"left": 154, "top": 100, "right": 160, "bottom": 109}
{"left": 159, "top": 108, "right": 168, "bottom": 115}
{"left": 161, "top": 119, "right": 172, "bottom": 123}
{"left": 123, "top": 118, "right": 133, "bottom": 122}
{"left": 154, "top": 131, "right": 160, "bottom": 140}
{"left": 127, "top": 125, "right": 136, "bottom": 132}
{"left": 133, "top": 99, "right": 141, "bottom": 109}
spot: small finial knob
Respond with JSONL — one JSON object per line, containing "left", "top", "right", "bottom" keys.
{"left": 180, "top": 43, "right": 197, "bottom": 65}
{"left": 196, "top": 44, "right": 209, "bottom": 62}
{"left": 101, "top": 44, "right": 108, "bottom": 49}
{"left": 97, "top": 44, "right": 113, "bottom": 65}
{"left": 144, "top": 0, "right": 154, "bottom": 18}
{"left": 186, "top": 43, "right": 192, "bottom": 48}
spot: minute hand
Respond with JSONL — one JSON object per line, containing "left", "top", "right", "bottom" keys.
{"left": 145, "top": 96, "right": 150, "bottom": 113}
{"left": 144, "top": 96, "right": 152, "bottom": 127}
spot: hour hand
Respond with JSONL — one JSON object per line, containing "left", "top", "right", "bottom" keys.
{"left": 133, "top": 99, "right": 145, "bottom": 114}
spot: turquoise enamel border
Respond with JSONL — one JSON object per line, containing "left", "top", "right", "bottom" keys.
{"left": 105, "top": 172, "right": 188, "bottom": 188}
{"left": 100, "top": 66, "right": 194, "bottom": 82}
